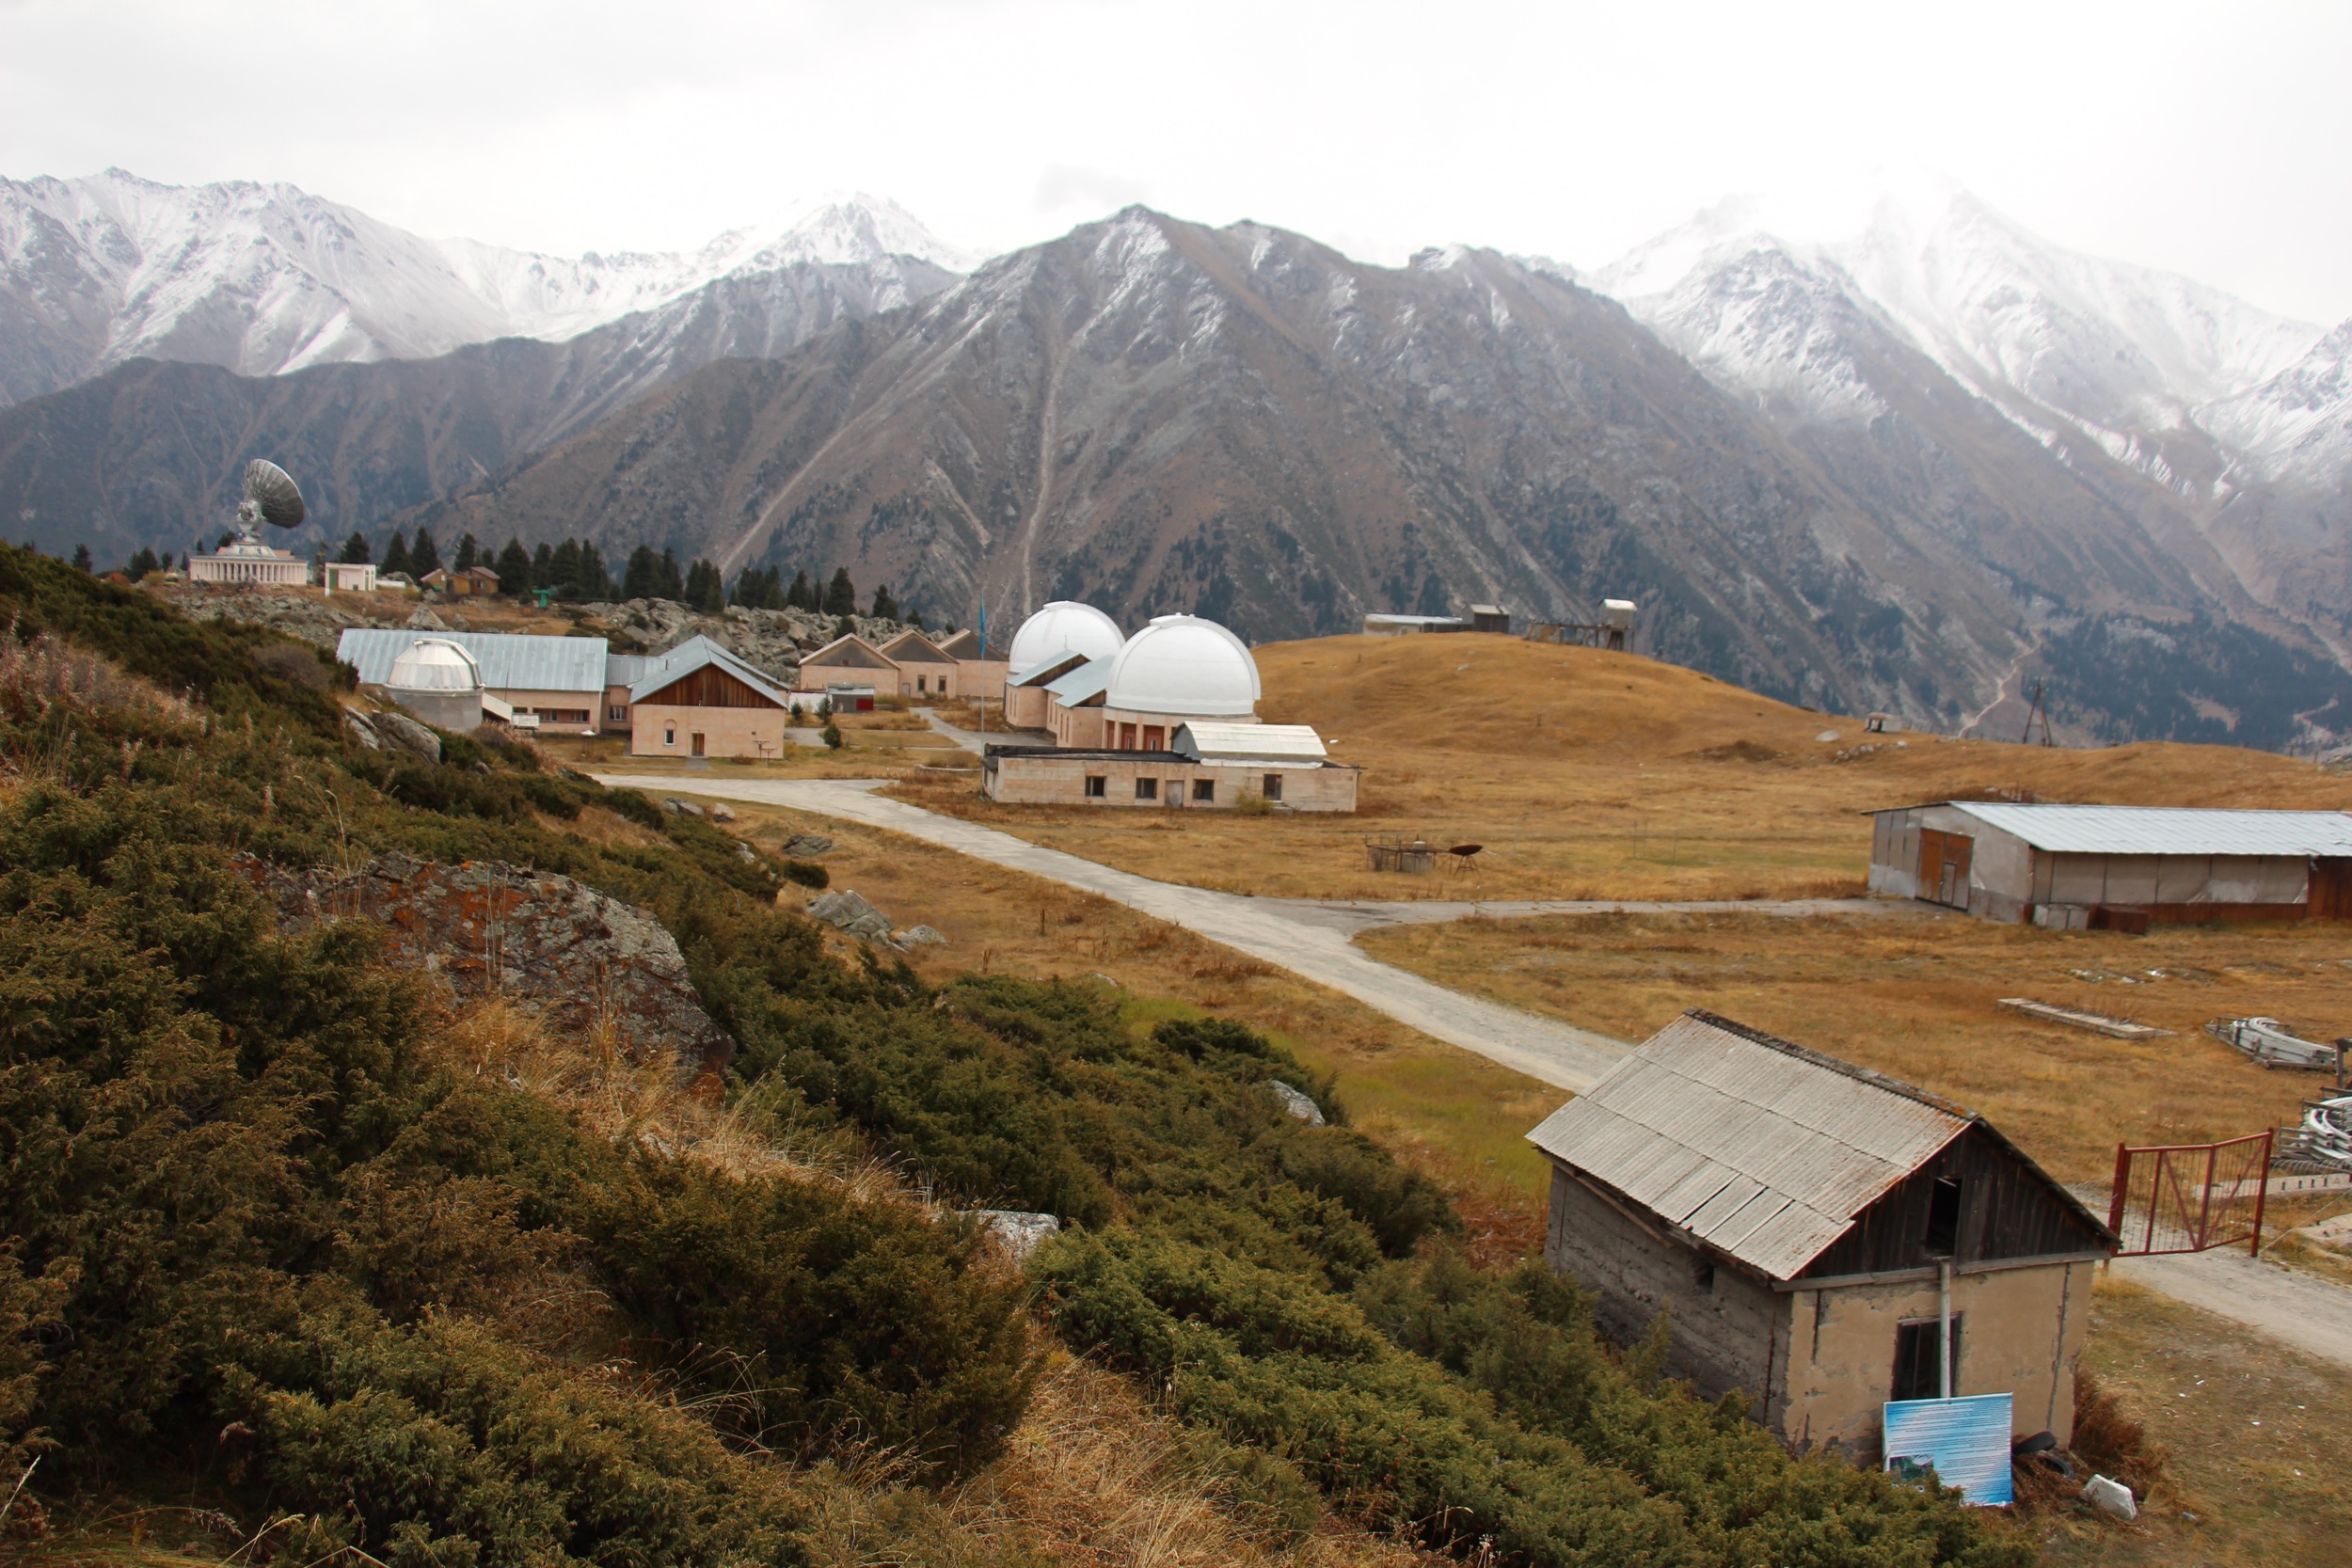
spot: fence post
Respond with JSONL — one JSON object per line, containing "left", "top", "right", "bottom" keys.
{"left": 2107, "top": 1142, "right": 2130, "bottom": 1238}
{"left": 2249, "top": 1129, "right": 2274, "bottom": 1257}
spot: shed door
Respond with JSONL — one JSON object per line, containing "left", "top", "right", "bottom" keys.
{"left": 1918, "top": 829, "right": 1975, "bottom": 909}
{"left": 2312, "top": 857, "right": 2352, "bottom": 921}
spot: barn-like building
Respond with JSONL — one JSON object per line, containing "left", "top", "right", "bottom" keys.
{"left": 1529, "top": 1011, "right": 2113, "bottom": 1457}
{"left": 1867, "top": 801, "right": 2352, "bottom": 926}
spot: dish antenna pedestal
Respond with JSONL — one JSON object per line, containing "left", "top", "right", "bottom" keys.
{"left": 233, "top": 459, "right": 306, "bottom": 545}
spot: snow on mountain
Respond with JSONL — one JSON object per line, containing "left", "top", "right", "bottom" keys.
{"left": 0, "top": 169, "right": 967, "bottom": 407}
{"left": 1593, "top": 180, "right": 2327, "bottom": 492}
{"left": 2200, "top": 318, "right": 2352, "bottom": 486}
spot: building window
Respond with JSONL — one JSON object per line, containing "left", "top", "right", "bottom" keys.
{"left": 1191, "top": 778, "right": 1215, "bottom": 802}
{"left": 1263, "top": 773, "right": 1283, "bottom": 801}
{"left": 1120, "top": 722, "right": 1138, "bottom": 750}
{"left": 1085, "top": 775, "right": 1106, "bottom": 798}
{"left": 609, "top": 705, "right": 627, "bottom": 722}
{"left": 1891, "top": 1317, "right": 1963, "bottom": 1402}
{"left": 1143, "top": 725, "right": 1165, "bottom": 750}
{"left": 664, "top": 725, "right": 676, "bottom": 746}
{"left": 1923, "top": 1177, "right": 1963, "bottom": 1257}
{"left": 917, "top": 675, "right": 928, "bottom": 692}
{"left": 1135, "top": 777, "right": 1158, "bottom": 800}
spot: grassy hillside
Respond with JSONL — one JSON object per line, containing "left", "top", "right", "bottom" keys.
{"left": 0, "top": 550, "right": 2025, "bottom": 1566}
{"left": 896, "top": 632, "right": 2352, "bottom": 902}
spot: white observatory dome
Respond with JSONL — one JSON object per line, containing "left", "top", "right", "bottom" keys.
{"left": 388, "top": 638, "right": 483, "bottom": 692}
{"left": 1104, "top": 615, "right": 1261, "bottom": 717}
{"left": 1008, "top": 600, "right": 1125, "bottom": 672}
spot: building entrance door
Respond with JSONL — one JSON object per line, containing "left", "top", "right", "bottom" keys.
{"left": 2312, "top": 857, "right": 2352, "bottom": 921}
{"left": 691, "top": 733, "right": 706, "bottom": 757}
{"left": 1917, "top": 830, "right": 1974, "bottom": 909}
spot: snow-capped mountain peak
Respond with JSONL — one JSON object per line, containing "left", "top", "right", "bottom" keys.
{"left": 0, "top": 169, "right": 970, "bottom": 406}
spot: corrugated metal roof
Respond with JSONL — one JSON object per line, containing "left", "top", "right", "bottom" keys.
{"left": 1010, "top": 650, "right": 1091, "bottom": 687}
{"left": 338, "top": 627, "right": 610, "bottom": 692}
{"left": 1526, "top": 1012, "right": 1968, "bottom": 1280}
{"left": 627, "top": 635, "right": 791, "bottom": 706}
{"left": 1175, "top": 721, "right": 1327, "bottom": 763}
{"left": 1043, "top": 657, "right": 1110, "bottom": 705}
{"left": 1938, "top": 802, "right": 2352, "bottom": 857}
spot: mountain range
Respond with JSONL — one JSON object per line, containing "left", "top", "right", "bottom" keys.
{"left": 3, "top": 168, "right": 2348, "bottom": 747}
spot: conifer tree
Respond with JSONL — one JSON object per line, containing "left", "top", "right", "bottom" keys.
{"left": 623, "top": 546, "right": 660, "bottom": 600}
{"left": 870, "top": 582, "right": 898, "bottom": 620}
{"left": 410, "top": 527, "right": 443, "bottom": 578}
{"left": 787, "top": 569, "right": 814, "bottom": 610}
{"left": 658, "top": 546, "right": 685, "bottom": 601}
{"left": 548, "top": 540, "right": 582, "bottom": 599}
{"left": 126, "top": 547, "right": 159, "bottom": 578}
{"left": 496, "top": 539, "right": 533, "bottom": 595}
{"left": 577, "top": 542, "right": 614, "bottom": 601}
{"left": 381, "top": 531, "right": 412, "bottom": 578}
{"left": 823, "top": 566, "right": 857, "bottom": 617}
{"left": 339, "top": 531, "right": 371, "bottom": 564}
{"left": 453, "top": 532, "right": 479, "bottom": 571}
{"left": 71, "top": 544, "right": 91, "bottom": 573}
{"left": 686, "top": 559, "right": 724, "bottom": 613}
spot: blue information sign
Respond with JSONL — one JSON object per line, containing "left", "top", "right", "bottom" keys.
{"left": 1883, "top": 1393, "right": 2014, "bottom": 1506}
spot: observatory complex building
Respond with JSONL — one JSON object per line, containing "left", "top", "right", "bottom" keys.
{"left": 981, "top": 602, "right": 1359, "bottom": 813}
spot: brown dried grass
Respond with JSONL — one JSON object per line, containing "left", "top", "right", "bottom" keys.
{"left": 0, "top": 625, "right": 198, "bottom": 728}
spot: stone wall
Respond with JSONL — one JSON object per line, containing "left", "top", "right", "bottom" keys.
{"left": 234, "top": 850, "right": 731, "bottom": 1079}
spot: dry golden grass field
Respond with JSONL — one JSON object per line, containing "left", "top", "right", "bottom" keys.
{"left": 892, "top": 632, "right": 2352, "bottom": 902}
{"left": 1357, "top": 907, "right": 2352, "bottom": 1184}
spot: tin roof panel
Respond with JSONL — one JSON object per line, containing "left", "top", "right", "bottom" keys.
{"left": 338, "top": 627, "right": 611, "bottom": 692}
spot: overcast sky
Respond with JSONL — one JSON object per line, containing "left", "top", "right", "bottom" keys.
{"left": 4, "top": 0, "right": 2346, "bottom": 322}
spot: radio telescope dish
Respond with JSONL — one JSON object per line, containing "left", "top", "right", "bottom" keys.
{"left": 238, "top": 459, "right": 306, "bottom": 533}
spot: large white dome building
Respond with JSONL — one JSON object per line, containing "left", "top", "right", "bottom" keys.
{"left": 1104, "top": 615, "right": 1261, "bottom": 718}
{"left": 1008, "top": 600, "right": 1125, "bottom": 673}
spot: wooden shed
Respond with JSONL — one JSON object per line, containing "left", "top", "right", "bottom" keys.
{"left": 1529, "top": 1011, "right": 2113, "bottom": 1457}
{"left": 1867, "top": 801, "right": 2352, "bottom": 926}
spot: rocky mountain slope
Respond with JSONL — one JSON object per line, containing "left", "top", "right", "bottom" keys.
{"left": 0, "top": 167, "right": 965, "bottom": 408}
{"left": 404, "top": 206, "right": 2271, "bottom": 727}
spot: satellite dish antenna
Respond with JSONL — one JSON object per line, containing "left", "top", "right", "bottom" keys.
{"left": 234, "top": 459, "right": 306, "bottom": 542}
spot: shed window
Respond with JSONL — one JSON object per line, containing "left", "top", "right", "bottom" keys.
{"left": 1135, "top": 778, "right": 1158, "bottom": 800}
{"left": 1923, "top": 1177, "right": 1963, "bottom": 1257}
{"left": 1891, "top": 1316, "right": 1963, "bottom": 1402}
{"left": 1263, "top": 773, "right": 1283, "bottom": 801}
{"left": 1191, "top": 778, "right": 1216, "bottom": 802}
{"left": 664, "top": 724, "right": 676, "bottom": 746}
{"left": 609, "top": 705, "right": 628, "bottom": 722}
{"left": 1084, "top": 775, "right": 1106, "bottom": 798}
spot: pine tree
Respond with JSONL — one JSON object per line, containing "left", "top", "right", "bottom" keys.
{"left": 787, "top": 569, "right": 814, "bottom": 610}
{"left": 623, "top": 545, "right": 660, "bottom": 601}
{"left": 687, "top": 559, "right": 724, "bottom": 613}
{"left": 453, "top": 532, "right": 480, "bottom": 571}
{"left": 127, "top": 547, "right": 159, "bottom": 578}
{"left": 548, "top": 540, "right": 582, "bottom": 599}
{"left": 870, "top": 582, "right": 898, "bottom": 620}
{"left": 71, "top": 544, "right": 91, "bottom": 573}
{"left": 410, "top": 527, "right": 443, "bottom": 578}
{"left": 339, "top": 531, "right": 371, "bottom": 564}
{"left": 161, "top": 551, "right": 174, "bottom": 571}
{"left": 577, "top": 543, "right": 613, "bottom": 601}
{"left": 833, "top": 615, "right": 855, "bottom": 643}
{"left": 658, "top": 546, "right": 684, "bottom": 601}
{"left": 496, "top": 539, "right": 533, "bottom": 595}
{"left": 823, "top": 566, "right": 856, "bottom": 617}
{"left": 382, "top": 532, "right": 413, "bottom": 577}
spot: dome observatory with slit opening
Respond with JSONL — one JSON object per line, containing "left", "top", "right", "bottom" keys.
{"left": 1105, "top": 614, "right": 1262, "bottom": 719}
{"left": 1008, "top": 600, "right": 1126, "bottom": 673}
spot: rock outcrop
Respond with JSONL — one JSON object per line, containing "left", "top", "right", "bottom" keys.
{"left": 235, "top": 850, "right": 731, "bottom": 1076}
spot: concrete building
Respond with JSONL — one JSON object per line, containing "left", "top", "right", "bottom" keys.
{"left": 1469, "top": 604, "right": 1511, "bottom": 634}
{"left": 1096, "top": 614, "right": 1262, "bottom": 749}
{"left": 623, "top": 635, "right": 793, "bottom": 759}
{"left": 187, "top": 539, "right": 309, "bottom": 587}
{"left": 875, "top": 630, "right": 964, "bottom": 698}
{"left": 383, "top": 637, "right": 485, "bottom": 731}
{"left": 1867, "top": 801, "right": 2352, "bottom": 926}
{"left": 340, "top": 628, "right": 611, "bottom": 734}
{"left": 984, "top": 723, "right": 1359, "bottom": 811}
{"left": 1529, "top": 1011, "right": 2112, "bottom": 1458}
{"left": 1362, "top": 613, "right": 1466, "bottom": 634}
{"left": 792, "top": 634, "right": 901, "bottom": 694}
{"left": 421, "top": 565, "right": 501, "bottom": 597}
{"left": 322, "top": 562, "right": 378, "bottom": 593}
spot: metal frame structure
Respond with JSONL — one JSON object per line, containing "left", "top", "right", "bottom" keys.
{"left": 2106, "top": 1132, "right": 2273, "bottom": 1257}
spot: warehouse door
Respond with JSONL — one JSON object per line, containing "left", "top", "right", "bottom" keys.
{"left": 1917, "top": 830, "right": 1974, "bottom": 909}
{"left": 2312, "top": 858, "right": 2352, "bottom": 921}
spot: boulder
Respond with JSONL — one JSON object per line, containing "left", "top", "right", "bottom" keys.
{"left": 232, "top": 850, "right": 732, "bottom": 1078}
{"left": 2081, "top": 1475, "right": 2137, "bottom": 1521}
{"left": 662, "top": 797, "right": 705, "bottom": 817}
{"left": 898, "top": 924, "right": 946, "bottom": 946}
{"left": 1267, "top": 1080, "right": 1327, "bottom": 1125}
{"left": 972, "top": 1210, "right": 1061, "bottom": 1261}
{"left": 405, "top": 607, "right": 450, "bottom": 630}
{"left": 374, "top": 710, "right": 442, "bottom": 763}
{"left": 344, "top": 711, "right": 383, "bottom": 751}
{"left": 782, "top": 832, "right": 835, "bottom": 857}
{"left": 806, "top": 889, "right": 895, "bottom": 942}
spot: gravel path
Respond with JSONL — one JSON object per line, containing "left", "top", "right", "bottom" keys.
{"left": 2109, "top": 1246, "right": 2352, "bottom": 1370}
{"left": 594, "top": 773, "right": 1630, "bottom": 1091}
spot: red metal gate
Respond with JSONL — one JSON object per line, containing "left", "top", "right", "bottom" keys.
{"left": 2106, "top": 1132, "right": 2273, "bottom": 1256}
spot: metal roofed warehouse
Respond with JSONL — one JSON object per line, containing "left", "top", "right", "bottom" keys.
{"left": 1867, "top": 800, "right": 2352, "bottom": 927}
{"left": 1528, "top": 1010, "right": 2112, "bottom": 1457}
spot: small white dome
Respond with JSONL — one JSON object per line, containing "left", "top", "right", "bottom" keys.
{"left": 1105, "top": 615, "right": 1261, "bottom": 717}
{"left": 1008, "top": 600, "right": 1125, "bottom": 673}
{"left": 389, "top": 637, "right": 483, "bottom": 692}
